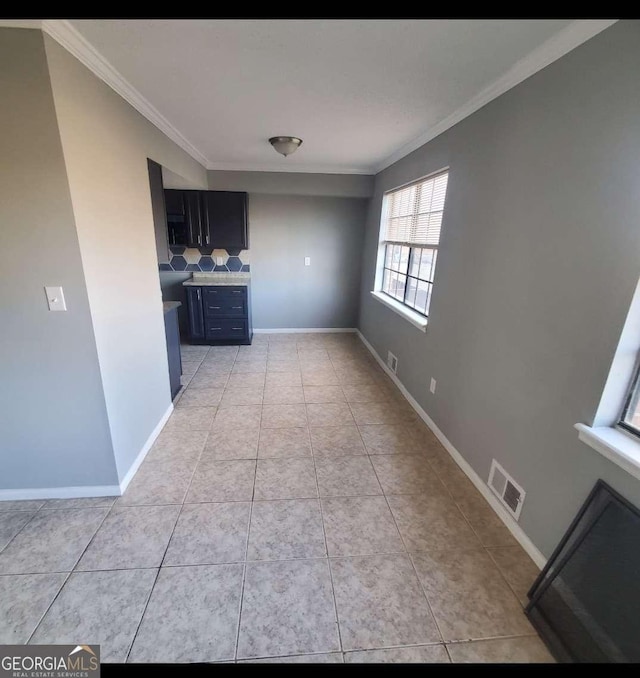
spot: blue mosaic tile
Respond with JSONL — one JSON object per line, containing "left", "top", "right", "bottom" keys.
{"left": 241, "top": 264, "right": 251, "bottom": 272}
{"left": 199, "top": 247, "right": 213, "bottom": 256}
{"left": 159, "top": 263, "right": 172, "bottom": 271}
{"left": 186, "top": 264, "right": 201, "bottom": 272}
{"left": 170, "top": 246, "right": 186, "bottom": 255}
{"left": 199, "top": 256, "right": 214, "bottom": 271}
{"left": 214, "top": 265, "right": 229, "bottom": 272}
{"left": 226, "top": 256, "right": 242, "bottom": 272}
{"left": 171, "top": 255, "right": 187, "bottom": 271}
{"left": 226, "top": 248, "right": 242, "bottom": 257}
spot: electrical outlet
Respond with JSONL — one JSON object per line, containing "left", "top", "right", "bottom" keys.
{"left": 387, "top": 351, "right": 398, "bottom": 374}
{"left": 430, "top": 378, "right": 437, "bottom": 394}
{"left": 217, "top": 256, "right": 224, "bottom": 266}
{"left": 304, "top": 257, "right": 311, "bottom": 266}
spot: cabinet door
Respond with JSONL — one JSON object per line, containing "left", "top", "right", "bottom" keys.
{"left": 185, "top": 287, "right": 205, "bottom": 341}
{"left": 202, "top": 191, "right": 248, "bottom": 249}
{"left": 184, "top": 191, "right": 203, "bottom": 248}
{"left": 164, "top": 190, "right": 188, "bottom": 246}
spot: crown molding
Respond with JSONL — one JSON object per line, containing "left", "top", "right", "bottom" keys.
{"left": 40, "top": 19, "right": 209, "bottom": 167}
{"left": 375, "top": 19, "right": 618, "bottom": 174}
{"left": 0, "top": 19, "right": 42, "bottom": 29}
{"left": 3, "top": 18, "right": 617, "bottom": 177}
{"left": 206, "top": 161, "right": 374, "bottom": 175}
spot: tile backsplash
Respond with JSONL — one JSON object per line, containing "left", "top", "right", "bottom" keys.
{"left": 159, "top": 246, "right": 250, "bottom": 273}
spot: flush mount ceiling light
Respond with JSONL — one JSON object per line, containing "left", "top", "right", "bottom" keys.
{"left": 269, "top": 136, "right": 303, "bottom": 157}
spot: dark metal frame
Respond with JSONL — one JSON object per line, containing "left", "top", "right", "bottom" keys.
{"left": 525, "top": 479, "right": 640, "bottom": 662}
{"left": 618, "top": 356, "right": 640, "bottom": 438}
{"left": 381, "top": 243, "right": 436, "bottom": 317}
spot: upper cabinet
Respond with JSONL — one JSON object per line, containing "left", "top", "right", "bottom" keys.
{"left": 164, "top": 189, "right": 248, "bottom": 250}
{"left": 202, "top": 191, "right": 248, "bottom": 250}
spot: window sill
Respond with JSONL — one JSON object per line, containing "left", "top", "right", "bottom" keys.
{"left": 575, "top": 423, "right": 640, "bottom": 481}
{"left": 370, "top": 291, "right": 427, "bottom": 332}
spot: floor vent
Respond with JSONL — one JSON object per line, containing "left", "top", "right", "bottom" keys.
{"left": 488, "top": 459, "right": 525, "bottom": 520}
{"left": 387, "top": 351, "right": 398, "bottom": 374}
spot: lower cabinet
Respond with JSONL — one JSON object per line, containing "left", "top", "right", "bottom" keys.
{"left": 185, "top": 285, "right": 252, "bottom": 345}
{"left": 163, "top": 306, "right": 182, "bottom": 400}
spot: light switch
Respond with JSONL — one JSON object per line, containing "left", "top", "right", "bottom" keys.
{"left": 45, "top": 286, "right": 67, "bottom": 311}
{"left": 304, "top": 257, "right": 311, "bottom": 266}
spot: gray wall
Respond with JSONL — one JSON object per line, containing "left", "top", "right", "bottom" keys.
{"left": 44, "top": 35, "right": 208, "bottom": 483}
{"left": 358, "top": 20, "right": 640, "bottom": 557}
{"left": 208, "top": 170, "right": 373, "bottom": 198}
{"left": 0, "top": 28, "right": 118, "bottom": 490}
{"left": 248, "top": 194, "right": 367, "bottom": 329}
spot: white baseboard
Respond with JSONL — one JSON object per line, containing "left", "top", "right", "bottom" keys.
{"left": 118, "top": 402, "right": 174, "bottom": 493}
{"left": 356, "top": 330, "right": 547, "bottom": 569}
{"left": 0, "top": 403, "right": 174, "bottom": 503}
{"left": 253, "top": 328, "right": 357, "bottom": 334}
{"left": 0, "top": 485, "right": 122, "bottom": 501}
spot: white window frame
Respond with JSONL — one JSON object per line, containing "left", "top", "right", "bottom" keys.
{"left": 371, "top": 167, "right": 449, "bottom": 332}
{"left": 576, "top": 277, "right": 640, "bottom": 480}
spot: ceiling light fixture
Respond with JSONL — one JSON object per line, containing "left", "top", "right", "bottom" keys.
{"left": 269, "top": 136, "right": 303, "bottom": 157}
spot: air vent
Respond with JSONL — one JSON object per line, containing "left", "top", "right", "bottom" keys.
{"left": 488, "top": 460, "right": 525, "bottom": 520}
{"left": 387, "top": 351, "right": 398, "bottom": 374}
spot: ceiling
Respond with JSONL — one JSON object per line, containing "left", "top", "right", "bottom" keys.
{"left": 3, "top": 19, "right": 615, "bottom": 173}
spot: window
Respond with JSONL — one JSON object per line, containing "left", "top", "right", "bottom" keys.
{"left": 379, "top": 170, "right": 449, "bottom": 318}
{"left": 620, "top": 363, "right": 640, "bottom": 437}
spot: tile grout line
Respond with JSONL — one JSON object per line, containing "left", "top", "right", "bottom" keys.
{"left": 305, "top": 389, "right": 344, "bottom": 656}
{"left": 123, "top": 416, "right": 207, "bottom": 663}
{"left": 25, "top": 504, "right": 114, "bottom": 646}
{"left": 363, "top": 433, "right": 448, "bottom": 648}
{"left": 233, "top": 353, "right": 263, "bottom": 662}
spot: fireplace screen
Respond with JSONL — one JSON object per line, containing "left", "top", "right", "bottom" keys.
{"left": 526, "top": 480, "right": 640, "bottom": 662}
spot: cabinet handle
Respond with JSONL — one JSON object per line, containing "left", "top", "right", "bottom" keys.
{"left": 197, "top": 234, "right": 202, "bottom": 245}
{"left": 196, "top": 289, "right": 201, "bottom": 301}
{"left": 232, "top": 290, "right": 242, "bottom": 294}
{"left": 210, "top": 327, "right": 222, "bottom": 331}
{"left": 232, "top": 327, "right": 243, "bottom": 331}
{"left": 231, "top": 306, "right": 242, "bottom": 309}
{"left": 209, "top": 306, "right": 221, "bottom": 309}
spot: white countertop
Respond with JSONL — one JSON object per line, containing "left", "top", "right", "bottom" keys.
{"left": 182, "top": 273, "right": 251, "bottom": 287}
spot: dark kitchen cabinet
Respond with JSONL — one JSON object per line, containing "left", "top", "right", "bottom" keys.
{"left": 164, "top": 189, "right": 248, "bottom": 250}
{"left": 165, "top": 189, "right": 202, "bottom": 248}
{"left": 185, "top": 285, "right": 252, "bottom": 345}
{"left": 202, "top": 191, "right": 248, "bottom": 249}
{"left": 185, "top": 286, "right": 205, "bottom": 341}
{"left": 163, "top": 304, "right": 182, "bottom": 400}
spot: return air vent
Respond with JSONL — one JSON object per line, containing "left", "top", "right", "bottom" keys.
{"left": 387, "top": 351, "right": 398, "bottom": 374}
{"left": 488, "top": 460, "right": 525, "bottom": 521}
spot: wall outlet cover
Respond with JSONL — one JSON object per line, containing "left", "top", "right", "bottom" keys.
{"left": 430, "top": 378, "right": 437, "bottom": 394}
{"left": 387, "top": 351, "right": 398, "bottom": 374}
{"left": 45, "top": 286, "right": 67, "bottom": 312}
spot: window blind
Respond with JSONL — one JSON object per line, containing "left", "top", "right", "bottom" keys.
{"left": 384, "top": 171, "right": 448, "bottom": 246}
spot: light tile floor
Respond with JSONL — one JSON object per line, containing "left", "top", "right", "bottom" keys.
{"left": 0, "top": 333, "right": 554, "bottom": 663}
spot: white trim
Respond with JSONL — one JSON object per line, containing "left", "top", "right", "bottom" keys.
{"left": 0, "top": 19, "right": 41, "bottom": 29}
{"left": 370, "top": 291, "right": 427, "bottom": 332}
{"left": 575, "top": 423, "right": 640, "bottom": 482}
{"left": 357, "top": 329, "right": 547, "bottom": 569}
{"left": 118, "top": 402, "right": 174, "bottom": 493}
{"left": 375, "top": 19, "right": 618, "bottom": 173}
{"left": 0, "top": 485, "right": 121, "bottom": 501}
{"left": 206, "top": 161, "right": 373, "bottom": 175}
{"left": 0, "top": 403, "right": 174, "bottom": 501}
{"left": 40, "top": 19, "right": 209, "bottom": 168}
{"left": 253, "top": 328, "right": 357, "bottom": 334}
{"left": 3, "top": 19, "right": 614, "bottom": 178}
